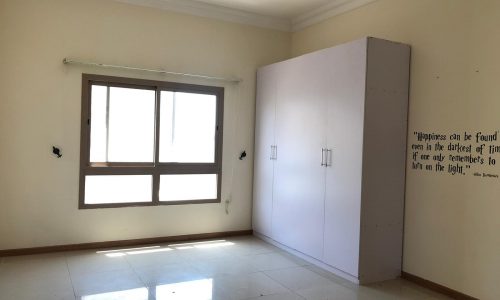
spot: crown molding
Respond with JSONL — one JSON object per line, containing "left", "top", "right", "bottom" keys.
{"left": 292, "top": 0, "right": 378, "bottom": 32}
{"left": 114, "top": 0, "right": 291, "bottom": 31}
{"left": 113, "top": 0, "right": 379, "bottom": 32}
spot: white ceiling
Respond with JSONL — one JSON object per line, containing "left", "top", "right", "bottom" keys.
{"left": 114, "top": 0, "right": 378, "bottom": 31}
{"left": 193, "top": 0, "right": 334, "bottom": 19}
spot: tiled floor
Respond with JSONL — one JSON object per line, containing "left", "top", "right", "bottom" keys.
{"left": 0, "top": 236, "right": 451, "bottom": 300}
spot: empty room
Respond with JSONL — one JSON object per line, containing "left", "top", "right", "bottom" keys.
{"left": 0, "top": 0, "right": 498, "bottom": 299}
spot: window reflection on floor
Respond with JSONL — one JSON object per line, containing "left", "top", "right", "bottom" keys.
{"left": 80, "top": 240, "right": 232, "bottom": 299}
{"left": 156, "top": 278, "right": 213, "bottom": 300}
{"left": 95, "top": 240, "right": 235, "bottom": 258}
{"left": 81, "top": 279, "right": 214, "bottom": 300}
{"left": 81, "top": 287, "right": 149, "bottom": 300}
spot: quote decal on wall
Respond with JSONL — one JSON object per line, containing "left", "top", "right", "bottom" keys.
{"left": 411, "top": 131, "right": 500, "bottom": 178}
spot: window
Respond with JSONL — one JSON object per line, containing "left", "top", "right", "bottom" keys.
{"left": 79, "top": 74, "right": 223, "bottom": 208}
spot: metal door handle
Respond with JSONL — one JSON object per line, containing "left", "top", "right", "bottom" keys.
{"left": 321, "top": 148, "right": 326, "bottom": 166}
{"left": 270, "top": 145, "right": 277, "bottom": 160}
{"left": 326, "top": 149, "right": 332, "bottom": 167}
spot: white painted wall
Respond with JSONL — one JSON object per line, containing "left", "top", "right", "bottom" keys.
{"left": 0, "top": 0, "right": 290, "bottom": 249}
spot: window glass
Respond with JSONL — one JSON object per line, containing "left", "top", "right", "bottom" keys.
{"left": 89, "top": 86, "right": 155, "bottom": 163}
{"left": 108, "top": 87, "right": 155, "bottom": 162}
{"left": 85, "top": 175, "right": 152, "bottom": 204}
{"left": 159, "top": 174, "right": 217, "bottom": 201}
{"left": 89, "top": 85, "right": 107, "bottom": 162}
{"left": 159, "top": 91, "right": 216, "bottom": 163}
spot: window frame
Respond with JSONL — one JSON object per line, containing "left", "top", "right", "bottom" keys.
{"left": 79, "top": 74, "right": 224, "bottom": 209}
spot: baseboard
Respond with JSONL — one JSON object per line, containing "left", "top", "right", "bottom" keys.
{"left": 401, "top": 271, "right": 479, "bottom": 300}
{"left": 0, "top": 229, "right": 253, "bottom": 257}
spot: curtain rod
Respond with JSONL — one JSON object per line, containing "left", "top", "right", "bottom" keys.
{"left": 62, "top": 58, "right": 242, "bottom": 84}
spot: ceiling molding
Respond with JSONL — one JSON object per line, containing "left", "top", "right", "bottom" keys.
{"left": 292, "top": 0, "right": 379, "bottom": 32}
{"left": 114, "top": 0, "right": 291, "bottom": 31}
{"left": 113, "top": 0, "right": 379, "bottom": 32}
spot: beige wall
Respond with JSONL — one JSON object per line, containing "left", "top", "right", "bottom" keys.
{"left": 0, "top": 0, "right": 290, "bottom": 249}
{"left": 292, "top": 1, "right": 500, "bottom": 299}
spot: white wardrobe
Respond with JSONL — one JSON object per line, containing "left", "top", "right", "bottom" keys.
{"left": 253, "top": 37, "right": 411, "bottom": 284}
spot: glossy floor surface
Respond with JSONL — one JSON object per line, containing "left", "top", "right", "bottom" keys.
{"left": 0, "top": 236, "right": 451, "bottom": 300}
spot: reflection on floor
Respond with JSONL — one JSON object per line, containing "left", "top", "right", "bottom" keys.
{"left": 0, "top": 236, "right": 451, "bottom": 300}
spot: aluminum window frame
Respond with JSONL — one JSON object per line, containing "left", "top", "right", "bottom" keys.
{"left": 79, "top": 74, "right": 224, "bottom": 209}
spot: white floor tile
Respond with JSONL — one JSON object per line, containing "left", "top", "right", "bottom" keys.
{"left": 125, "top": 248, "right": 184, "bottom": 269}
{"left": 302, "top": 264, "right": 353, "bottom": 287}
{"left": 296, "top": 283, "right": 361, "bottom": 300}
{"left": 359, "top": 280, "right": 453, "bottom": 300}
{"left": 296, "top": 280, "right": 454, "bottom": 300}
{"left": 153, "top": 277, "right": 231, "bottom": 300}
{"left": 0, "top": 285, "right": 76, "bottom": 300}
{"left": 134, "top": 262, "right": 206, "bottom": 286}
{"left": 71, "top": 268, "right": 144, "bottom": 297}
{"left": 0, "top": 236, "right": 454, "bottom": 300}
{"left": 176, "top": 248, "right": 233, "bottom": 262}
{"left": 190, "top": 256, "right": 258, "bottom": 277}
{"left": 0, "top": 270, "right": 75, "bottom": 300}
{"left": 264, "top": 266, "right": 333, "bottom": 291}
{"left": 67, "top": 253, "right": 131, "bottom": 276}
{"left": 0, "top": 256, "right": 69, "bottom": 281}
{"left": 278, "top": 251, "right": 312, "bottom": 266}
{"left": 225, "top": 238, "right": 281, "bottom": 256}
{"left": 247, "top": 291, "right": 305, "bottom": 300}
{"left": 77, "top": 286, "right": 151, "bottom": 300}
{"left": 213, "top": 272, "right": 289, "bottom": 300}
{"left": 249, "top": 252, "right": 301, "bottom": 271}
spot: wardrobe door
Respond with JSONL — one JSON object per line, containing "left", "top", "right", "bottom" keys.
{"left": 323, "top": 39, "right": 367, "bottom": 277}
{"left": 272, "top": 52, "right": 329, "bottom": 259}
{"left": 253, "top": 65, "right": 279, "bottom": 238}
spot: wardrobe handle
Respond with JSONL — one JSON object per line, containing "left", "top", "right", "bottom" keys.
{"left": 326, "top": 149, "right": 332, "bottom": 167}
{"left": 270, "top": 145, "right": 277, "bottom": 160}
{"left": 321, "top": 148, "right": 326, "bottom": 166}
